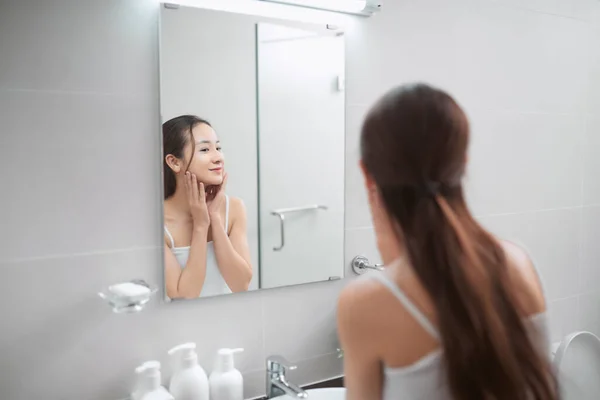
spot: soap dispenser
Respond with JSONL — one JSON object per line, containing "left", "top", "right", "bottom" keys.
{"left": 132, "top": 361, "right": 174, "bottom": 400}
{"left": 168, "top": 342, "right": 210, "bottom": 400}
{"left": 209, "top": 348, "right": 244, "bottom": 400}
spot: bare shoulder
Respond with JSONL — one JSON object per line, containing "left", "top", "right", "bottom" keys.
{"left": 338, "top": 272, "right": 440, "bottom": 366}
{"left": 227, "top": 196, "right": 247, "bottom": 233}
{"left": 500, "top": 240, "right": 547, "bottom": 314}
{"left": 338, "top": 277, "right": 388, "bottom": 331}
{"left": 228, "top": 196, "right": 246, "bottom": 215}
{"left": 500, "top": 240, "right": 538, "bottom": 283}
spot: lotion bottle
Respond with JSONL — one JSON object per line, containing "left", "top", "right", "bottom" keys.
{"left": 132, "top": 361, "right": 174, "bottom": 400}
{"left": 209, "top": 348, "right": 244, "bottom": 400}
{"left": 168, "top": 342, "right": 210, "bottom": 400}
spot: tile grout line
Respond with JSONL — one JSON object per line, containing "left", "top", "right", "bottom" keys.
{"left": 487, "top": 0, "right": 597, "bottom": 24}
{"left": 241, "top": 350, "right": 342, "bottom": 376}
{"left": 578, "top": 116, "right": 587, "bottom": 295}
{"left": 0, "top": 87, "right": 159, "bottom": 98}
{"left": 0, "top": 245, "right": 162, "bottom": 266}
{"left": 346, "top": 102, "right": 589, "bottom": 117}
{"left": 550, "top": 294, "right": 582, "bottom": 303}
{"left": 474, "top": 205, "right": 585, "bottom": 219}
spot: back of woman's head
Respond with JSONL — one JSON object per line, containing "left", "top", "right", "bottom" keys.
{"left": 361, "top": 83, "right": 468, "bottom": 193}
{"left": 361, "top": 83, "right": 558, "bottom": 400}
{"left": 162, "top": 115, "right": 211, "bottom": 199}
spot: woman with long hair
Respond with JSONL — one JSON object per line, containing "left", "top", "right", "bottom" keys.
{"left": 163, "top": 115, "right": 252, "bottom": 299}
{"left": 338, "top": 84, "right": 557, "bottom": 400}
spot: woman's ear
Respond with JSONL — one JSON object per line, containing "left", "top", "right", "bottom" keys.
{"left": 165, "top": 154, "right": 182, "bottom": 174}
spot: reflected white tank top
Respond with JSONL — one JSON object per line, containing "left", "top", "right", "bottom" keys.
{"left": 164, "top": 196, "right": 232, "bottom": 298}
{"left": 368, "top": 271, "right": 551, "bottom": 400}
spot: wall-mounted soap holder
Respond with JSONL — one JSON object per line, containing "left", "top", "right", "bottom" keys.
{"left": 98, "top": 279, "right": 158, "bottom": 314}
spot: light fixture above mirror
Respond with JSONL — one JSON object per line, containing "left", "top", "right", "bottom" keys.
{"left": 260, "top": 0, "right": 382, "bottom": 16}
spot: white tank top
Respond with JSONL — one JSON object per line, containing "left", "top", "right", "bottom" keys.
{"left": 368, "top": 271, "right": 551, "bottom": 400}
{"left": 164, "top": 196, "right": 232, "bottom": 298}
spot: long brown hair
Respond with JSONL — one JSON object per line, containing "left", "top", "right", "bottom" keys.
{"left": 162, "top": 115, "right": 211, "bottom": 199}
{"left": 361, "top": 84, "right": 557, "bottom": 400}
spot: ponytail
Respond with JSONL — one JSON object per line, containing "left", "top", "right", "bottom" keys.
{"left": 361, "top": 83, "right": 558, "bottom": 400}
{"left": 379, "top": 184, "right": 557, "bottom": 400}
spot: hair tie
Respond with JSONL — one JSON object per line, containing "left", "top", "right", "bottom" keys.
{"left": 422, "top": 181, "right": 441, "bottom": 197}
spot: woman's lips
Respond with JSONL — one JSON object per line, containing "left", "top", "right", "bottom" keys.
{"left": 210, "top": 168, "right": 222, "bottom": 172}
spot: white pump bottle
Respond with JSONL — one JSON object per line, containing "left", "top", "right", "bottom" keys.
{"left": 132, "top": 361, "right": 174, "bottom": 400}
{"left": 168, "top": 342, "right": 210, "bottom": 400}
{"left": 209, "top": 348, "right": 244, "bottom": 400}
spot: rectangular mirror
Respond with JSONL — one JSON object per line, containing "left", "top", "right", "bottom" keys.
{"left": 159, "top": 5, "right": 345, "bottom": 300}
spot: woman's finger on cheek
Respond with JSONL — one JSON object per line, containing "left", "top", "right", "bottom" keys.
{"left": 199, "top": 183, "right": 205, "bottom": 203}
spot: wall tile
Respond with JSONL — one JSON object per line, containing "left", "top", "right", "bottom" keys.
{"left": 450, "top": 1, "right": 593, "bottom": 115}
{"left": 496, "top": 0, "right": 600, "bottom": 22}
{"left": 0, "top": 247, "right": 161, "bottom": 399}
{"left": 467, "top": 111, "right": 584, "bottom": 216}
{"left": 549, "top": 296, "right": 580, "bottom": 344}
{"left": 346, "top": 0, "right": 593, "bottom": 115}
{"left": 478, "top": 208, "right": 580, "bottom": 301}
{"left": 0, "top": 90, "right": 161, "bottom": 261}
{"left": 241, "top": 369, "right": 266, "bottom": 399}
{"left": 578, "top": 292, "right": 600, "bottom": 336}
{"left": 344, "top": 227, "right": 378, "bottom": 277}
{"left": 583, "top": 116, "right": 600, "bottom": 205}
{"left": 0, "top": 0, "right": 159, "bottom": 95}
{"left": 588, "top": 27, "right": 600, "bottom": 113}
{"left": 580, "top": 206, "right": 600, "bottom": 293}
{"left": 262, "top": 280, "right": 344, "bottom": 364}
{"left": 0, "top": 248, "right": 265, "bottom": 400}
{"left": 344, "top": 105, "right": 371, "bottom": 229}
{"left": 291, "top": 353, "right": 343, "bottom": 388}
{"left": 344, "top": 0, "right": 465, "bottom": 108}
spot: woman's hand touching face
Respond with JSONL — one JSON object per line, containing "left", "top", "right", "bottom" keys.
{"left": 185, "top": 171, "right": 210, "bottom": 229}
{"left": 206, "top": 172, "right": 228, "bottom": 218}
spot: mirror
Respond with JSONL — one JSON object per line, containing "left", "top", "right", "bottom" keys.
{"left": 159, "top": 5, "right": 345, "bottom": 300}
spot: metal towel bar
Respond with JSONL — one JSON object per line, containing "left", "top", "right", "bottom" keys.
{"left": 271, "top": 205, "right": 328, "bottom": 251}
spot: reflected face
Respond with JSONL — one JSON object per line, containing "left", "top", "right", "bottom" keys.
{"left": 185, "top": 123, "right": 224, "bottom": 186}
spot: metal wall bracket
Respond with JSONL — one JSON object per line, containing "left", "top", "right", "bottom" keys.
{"left": 351, "top": 255, "right": 383, "bottom": 275}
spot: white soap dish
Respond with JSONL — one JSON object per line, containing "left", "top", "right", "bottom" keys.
{"left": 98, "top": 279, "right": 158, "bottom": 314}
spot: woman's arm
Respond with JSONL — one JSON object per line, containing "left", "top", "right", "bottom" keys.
{"left": 165, "top": 225, "right": 210, "bottom": 299}
{"left": 165, "top": 172, "right": 212, "bottom": 299}
{"left": 337, "top": 282, "right": 384, "bottom": 400}
{"left": 211, "top": 197, "right": 253, "bottom": 292}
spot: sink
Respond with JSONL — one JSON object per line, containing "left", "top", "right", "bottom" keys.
{"left": 271, "top": 388, "right": 346, "bottom": 400}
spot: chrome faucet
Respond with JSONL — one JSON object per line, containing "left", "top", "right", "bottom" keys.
{"left": 266, "top": 355, "right": 308, "bottom": 399}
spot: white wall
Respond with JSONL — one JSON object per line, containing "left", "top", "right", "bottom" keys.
{"left": 160, "top": 6, "right": 259, "bottom": 291}
{"left": 1, "top": 0, "right": 600, "bottom": 399}
{"left": 343, "top": 0, "right": 600, "bottom": 347}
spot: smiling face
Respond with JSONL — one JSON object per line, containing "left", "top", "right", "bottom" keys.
{"left": 184, "top": 122, "right": 224, "bottom": 186}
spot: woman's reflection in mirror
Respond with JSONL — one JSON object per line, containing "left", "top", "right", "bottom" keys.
{"left": 162, "top": 115, "right": 252, "bottom": 299}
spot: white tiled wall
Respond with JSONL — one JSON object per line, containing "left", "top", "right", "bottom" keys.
{"left": 1, "top": 0, "right": 599, "bottom": 399}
